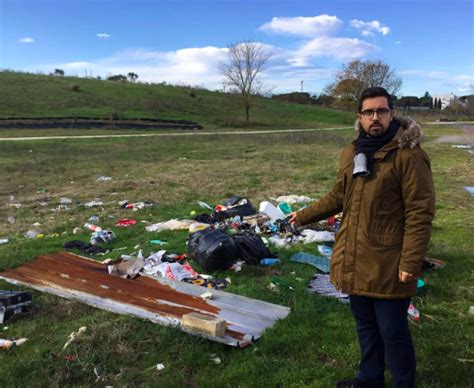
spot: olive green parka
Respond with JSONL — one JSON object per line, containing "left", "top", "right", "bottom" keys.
{"left": 296, "top": 116, "right": 435, "bottom": 299}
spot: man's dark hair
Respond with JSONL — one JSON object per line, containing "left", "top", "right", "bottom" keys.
{"left": 358, "top": 87, "right": 393, "bottom": 112}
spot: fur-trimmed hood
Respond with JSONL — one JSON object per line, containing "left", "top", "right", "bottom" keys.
{"left": 354, "top": 116, "right": 424, "bottom": 149}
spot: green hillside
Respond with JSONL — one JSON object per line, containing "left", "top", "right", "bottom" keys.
{"left": 0, "top": 71, "right": 353, "bottom": 128}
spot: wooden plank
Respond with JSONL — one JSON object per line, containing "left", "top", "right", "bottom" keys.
{"left": 182, "top": 313, "right": 226, "bottom": 337}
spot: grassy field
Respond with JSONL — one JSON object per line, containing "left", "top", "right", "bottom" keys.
{"left": 0, "top": 71, "right": 353, "bottom": 129}
{"left": 0, "top": 122, "right": 472, "bottom": 386}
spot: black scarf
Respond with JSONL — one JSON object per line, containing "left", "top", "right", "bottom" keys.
{"left": 353, "top": 119, "right": 399, "bottom": 177}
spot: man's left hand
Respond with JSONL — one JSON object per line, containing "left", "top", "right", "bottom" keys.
{"left": 399, "top": 270, "right": 416, "bottom": 283}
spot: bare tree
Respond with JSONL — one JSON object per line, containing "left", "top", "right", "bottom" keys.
{"left": 328, "top": 59, "right": 402, "bottom": 110}
{"left": 219, "top": 41, "right": 271, "bottom": 123}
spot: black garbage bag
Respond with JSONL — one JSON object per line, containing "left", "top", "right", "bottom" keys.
{"left": 188, "top": 229, "right": 238, "bottom": 271}
{"left": 233, "top": 234, "right": 277, "bottom": 265}
{"left": 212, "top": 196, "right": 256, "bottom": 221}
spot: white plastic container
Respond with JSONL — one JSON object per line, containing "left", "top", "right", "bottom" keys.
{"left": 259, "top": 201, "right": 286, "bottom": 221}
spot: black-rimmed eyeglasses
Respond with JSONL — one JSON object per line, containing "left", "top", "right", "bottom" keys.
{"left": 360, "top": 108, "right": 391, "bottom": 118}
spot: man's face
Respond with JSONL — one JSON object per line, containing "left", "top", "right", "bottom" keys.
{"left": 359, "top": 96, "right": 395, "bottom": 137}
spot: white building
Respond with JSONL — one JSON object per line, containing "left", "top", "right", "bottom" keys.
{"left": 431, "top": 93, "right": 456, "bottom": 109}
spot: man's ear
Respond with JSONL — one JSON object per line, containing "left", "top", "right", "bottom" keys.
{"left": 390, "top": 109, "right": 395, "bottom": 120}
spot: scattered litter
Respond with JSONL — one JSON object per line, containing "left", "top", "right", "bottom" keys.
{"left": 468, "top": 306, "right": 474, "bottom": 316}
{"left": 259, "top": 258, "right": 280, "bottom": 266}
{"left": 0, "top": 338, "right": 27, "bottom": 351}
{"left": 407, "top": 303, "right": 420, "bottom": 322}
{"left": 7, "top": 216, "right": 15, "bottom": 224}
{"left": 259, "top": 201, "right": 285, "bottom": 221}
{"left": 152, "top": 262, "right": 198, "bottom": 281}
{"left": 24, "top": 230, "right": 43, "bottom": 239}
{"left": 271, "top": 277, "right": 294, "bottom": 291}
{"left": 90, "top": 230, "right": 116, "bottom": 245}
{"left": 64, "top": 240, "right": 106, "bottom": 255}
{"left": 290, "top": 252, "right": 330, "bottom": 273}
{"left": 96, "top": 176, "right": 112, "bottom": 182}
{"left": 108, "top": 257, "right": 145, "bottom": 279}
{"left": 210, "top": 354, "right": 221, "bottom": 364}
{"left": 301, "top": 229, "right": 335, "bottom": 243}
{"left": 307, "top": 274, "right": 348, "bottom": 303}
{"left": 197, "top": 200, "right": 213, "bottom": 210}
{"left": 278, "top": 201, "right": 293, "bottom": 214}
{"left": 0, "top": 290, "right": 32, "bottom": 324}
{"left": 317, "top": 245, "right": 332, "bottom": 256}
{"left": 146, "top": 219, "right": 194, "bottom": 232}
{"left": 188, "top": 222, "right": 209, "bottom": 233}
{"left": 0, "top": 239, "right": 9, "bottom": 245}
{"left": 32, "top": 222, "right": 42, "bottom": 227}
{"left": 84, "top": 200, "right": 103, "bottom": 208}
{"left": 156, "top": 363, "right": 165, "bottom": 371}
{"left": 200, "top": 291, "right": 213, "bottom": 300}
{"left": 63, "top": 326, "right": 87, "bottom": 350}
{"left": 88, "top": 215, "right": 100, "bottom": 222}
{"left": 60, "top": 197, "right": 73, "bottom": 206}
{"left": 119, "top": 200, "right": 154, "bottom": 211}
{"left": 115, "top": 218, "right": 138, "bottom": 228}
{"left": 273, "top": 195, "right": 313, "bottom": 204}
{"left": 72, "top": 227, "right": 82, "bottom": 234}
{"left": 64, "top": 354, "right": 77, "bottom": 362}
{"left": 422, "top": 256, "right": 446, "bottom": 270}
{"left": 84, "top": 223, "right": 102, "bottom": 232}
{"left": 150, "top": 239, "right": 167, "bottom": 245}
{"left": 464, "top": 187, "right": 474, "bottom": 197}
{"left": 417, "top": 278, "right": 426, "bottom": 294}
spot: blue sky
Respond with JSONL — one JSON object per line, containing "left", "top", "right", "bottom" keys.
{"left": 1, "top": 0, "right": 473, "bottom": 96}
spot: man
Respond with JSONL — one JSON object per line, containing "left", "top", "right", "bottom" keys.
{"left": 289, "top": 87, "right": 435, "bottom": 388}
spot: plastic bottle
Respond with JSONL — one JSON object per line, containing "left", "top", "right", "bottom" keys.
{"left": 260, "top": 258, "right": 281, "bottom": 266}
{"left": 84, "top": 223, "right": 102, "bottom": 232}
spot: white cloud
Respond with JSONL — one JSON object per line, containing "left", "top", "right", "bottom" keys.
{"left": 33, "top": 46, "right": 231, "bottom": 89}
{"left": 18, "top": 37, "right": 35, "bottom": 43}
{"left": 26, "top": 39, "right": 374, "bottom": 94}
{"left": 350, "top": 19, "right": 390, "bottom": 36}
{"left": 399, "top": 69, "right": 474, "bottom": 94}
{"left": 260, "top": 15, "right": 343, "bottom": 37}
{"left": 96, "top": 33, "right": 111, "bottom": 39}
{"left": 289, "top": 37, "right": 378, "bottom": 65}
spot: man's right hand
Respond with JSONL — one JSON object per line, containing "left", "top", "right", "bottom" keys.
{"left": 288, "top": 212, "right": 299, "bottom": 226}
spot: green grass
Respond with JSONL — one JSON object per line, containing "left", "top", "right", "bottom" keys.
{"left": 0, "top": 123, "right": 472, "bottom": 386}
{"left": 0, "top": 71, "right": 354, "bottom": 129}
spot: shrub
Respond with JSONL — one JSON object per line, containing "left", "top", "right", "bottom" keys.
{"left": 68, "top": 83, "right": 80, "bottom": 92}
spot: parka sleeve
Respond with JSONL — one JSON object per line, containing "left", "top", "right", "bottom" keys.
{"left": 295, "top": 150, "right": 347, "bottom": 226}
{"left": 399, "top": 147, "right": 435, "bottom": 276}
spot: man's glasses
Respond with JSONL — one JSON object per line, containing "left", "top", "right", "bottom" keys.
{"left": 360, "top": 108, "right": 391, "bottom": 118}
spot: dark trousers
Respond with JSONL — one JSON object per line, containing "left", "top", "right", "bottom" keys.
{"left": 349, "top": 295, "right": 416, "bottom": 388}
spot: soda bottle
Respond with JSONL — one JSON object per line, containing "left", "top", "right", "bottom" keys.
{"left": 260, "top": 258, "right": 281, "bottom": 266}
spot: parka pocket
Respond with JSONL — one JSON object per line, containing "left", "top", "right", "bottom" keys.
{"left": 367, "top": 221, "right": 404, "bottom": 247}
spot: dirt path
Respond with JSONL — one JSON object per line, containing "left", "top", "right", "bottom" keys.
{"left": 0, "top": 126, "right": 351, "bottom": 142}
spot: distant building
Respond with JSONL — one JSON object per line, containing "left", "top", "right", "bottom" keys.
{"left": 431, "top": 93, "right": 456, "bottom": 109}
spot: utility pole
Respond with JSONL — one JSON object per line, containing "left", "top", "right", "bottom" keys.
{"left": 300, "top": 80, "right": 304, "bottom": 93}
